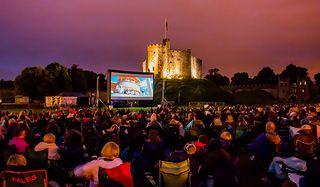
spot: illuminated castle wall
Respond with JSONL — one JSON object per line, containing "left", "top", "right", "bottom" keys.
{"left": 142, "top": 38, "right": 202, "bottom": 79}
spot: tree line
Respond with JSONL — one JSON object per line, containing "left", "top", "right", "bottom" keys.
{"left": 205, "top": 64, "right": 320, "bottom": 86}
{"left": 0, "top": 62, "right": 320, "bottom": 100}
{"left": 0, "top": 62, "right": 107, "bottom": 99}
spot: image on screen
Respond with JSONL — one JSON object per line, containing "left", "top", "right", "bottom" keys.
{"left": 110, "top": 72, "right": 154, "bottom": 100}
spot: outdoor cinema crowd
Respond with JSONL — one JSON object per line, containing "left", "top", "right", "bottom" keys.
{"left": 0, "top": 104, "right": 320, "bottom": 187}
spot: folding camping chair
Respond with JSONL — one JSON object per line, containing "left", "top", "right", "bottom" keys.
{"left": 295, "top": 140, "right": 316, "bottom": 161}
{"left": 98, "top": 162, "right": 134, "bottom": 187}
{"left": 159, "top": 159, "right": 191, "bottom": 187}
{"left": 27, "top": 148, "right": 48, "bottom": 170}
{"left": 2, "top": 169, "right": 48, "bottom": 187}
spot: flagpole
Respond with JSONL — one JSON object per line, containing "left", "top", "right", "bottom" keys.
{"left": 165, "top": 18, "right": 167, "bottom": 39}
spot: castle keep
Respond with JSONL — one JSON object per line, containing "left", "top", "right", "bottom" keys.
{"left": 142, "top": 38, "right": 202, "bottom": 79}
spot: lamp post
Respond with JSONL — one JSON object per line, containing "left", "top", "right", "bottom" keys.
{"left": 161, "top": 79, "right": 167, "bottom": 108}
{"left": 96, "top": 75, "right": 100, "bottom": 108}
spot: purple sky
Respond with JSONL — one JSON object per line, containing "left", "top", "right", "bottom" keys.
{"left": 1, "top": 0, "right": 320, "bottom": 80}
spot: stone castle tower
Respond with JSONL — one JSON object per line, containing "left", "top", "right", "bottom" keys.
{"left": 142, "top": 38, "right": 202, "bottom": 79}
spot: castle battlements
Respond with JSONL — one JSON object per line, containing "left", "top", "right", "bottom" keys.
{"left": 171, "top": 49, "right": 191, "bottom": 54}
{"left": 147, "top": 44, "right": 163, "bottom": 48}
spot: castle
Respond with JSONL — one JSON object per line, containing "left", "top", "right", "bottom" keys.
{"left": 142, "top": 38, "right": 202, "bottom": 79}
{"left": 222, "top": 77, "right": 311, "bottom": 103}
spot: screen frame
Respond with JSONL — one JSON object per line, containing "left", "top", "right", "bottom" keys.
{"left": 107, "top": 69, "right": 154, "bottom": 102}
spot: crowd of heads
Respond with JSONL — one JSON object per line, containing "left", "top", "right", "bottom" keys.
{"left": 0, "top": 103, "right": 319, "bottom": 186}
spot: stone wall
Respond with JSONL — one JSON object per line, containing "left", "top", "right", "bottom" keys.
{"left": 191, "top": 56, "right": 202, "bottom": 78}
{"left": 146, "top": 44, "right": 163, "bottom": 76}
{"left": 162, "top": 50, "right": 191, "bottom": 79}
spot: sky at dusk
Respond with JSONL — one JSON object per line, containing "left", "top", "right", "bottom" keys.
{"left": 1, "top": 0, "right": 320, "bottom": 80}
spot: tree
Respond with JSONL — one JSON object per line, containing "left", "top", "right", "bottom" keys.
{"left": 82, "top": 70, "right": 98, "bottom": 91}
{"left": 253, "top": 67, "right": 278, "bottom": 84}
{"left": 231, "top": 72, "right": 252, "bottom": 85}
{"left": 280, "top": 64, "right": 308, "bottom": 83}
{"left": 45, "top": 62, "right": 72, "bottom": 94}
{"left": 14, "top": 67, "right": 53, "bottom": 99}
{"left": 154, "top": 79, "right": 233, "bottom": 105}
{"left": 69, "top": 64, "right": 88, "bottom": 93}
{"left": 208, "top": 68, "right": 220, "bottom": 76}
{"left": 205, "top": 68, "right": 230, "bottom": 86}
{"left": 98, "top": 73, "right": 108, "bottom": 91}
{"left": 315, "top": 73, "right": 320, "bottom": 86}
{"left": 0, "top": 80, "right": 14, "bottom": 89}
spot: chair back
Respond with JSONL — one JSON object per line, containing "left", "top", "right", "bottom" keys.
{"left": 189, "top": 127, "right": 202, "bottom": 140}
{"left": 235, "top": 127, "right": 246, "bottom": 140}
{"left": 27, "top": 149, "right": 48, "bottom": 169}
{"left": 159, "top": 159, "right": 191, "bottom": 187}
{"left": 98, "top": 162, "right": 134, "bottom": 187}
{"left": 2, "top": 169, "right": 48, "bottom": 187}
{"left": 295, "top": 140, "right": 315, "bottom": 160}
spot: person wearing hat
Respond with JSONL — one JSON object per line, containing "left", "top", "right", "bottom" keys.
{"left": 74, "top": 141, "right": 123, "bottom": 187}
{"left": 290, "top": 124, "right": 315, "bottom": 158}
{"left": 208, "top": 115, "right": 225, "bottom": 139}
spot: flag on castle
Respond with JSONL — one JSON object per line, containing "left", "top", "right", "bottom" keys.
{"left": 165, "top": 19, "right": 168, "bottom": 31}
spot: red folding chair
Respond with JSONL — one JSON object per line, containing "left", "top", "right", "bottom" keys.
{"left": 2, "top": 169, "right": 48, "bottom": 187}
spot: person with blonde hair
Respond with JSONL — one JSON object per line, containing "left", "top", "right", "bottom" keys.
{"left": 34, "top": 133, "right": 60, "bottom": 160}
{"left": 6, "top": 154, "right": 27, "bottom": 166}
{"left": 4, "top": 154, "right": 29, "bottom": 172}
{"left": 74, "top": 141, "right": 122, "bottom": 187}
{"left": 220, "top": 131, "right": 232, "bottom": 141}
{"left": 146, "top": 113, "right": 164, "bottom": 138}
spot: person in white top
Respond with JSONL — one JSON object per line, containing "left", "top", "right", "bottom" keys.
{"left": 34, "top": 133, "right": 60, "bottom": 160}
{"left": 74, "top": 141, "right": 123, "bottom": 187}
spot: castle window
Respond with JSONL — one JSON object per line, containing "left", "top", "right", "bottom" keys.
{"left": 299, "top": 82, "right": 302, "bottom": 86}
{"left": 280, "top": 83, "right": 283, "bottom": 86}
{"left": 302, "top": 89, "right": 305, "bottom": 93}
{"left": 152, "top": 67, "right": 155, "bottom": 71}
{"left": 304, "top": 81, "right": 307, "bottom": 85}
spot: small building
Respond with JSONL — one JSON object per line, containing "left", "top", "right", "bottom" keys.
{"left": 15, "top": 95, "right": 29, "bottom": 104}
{"left": 45, "top": 92, "right": 88, "bottom": 108}
{"left": 278, "top": 77, "right": 310, "bottom": 102}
